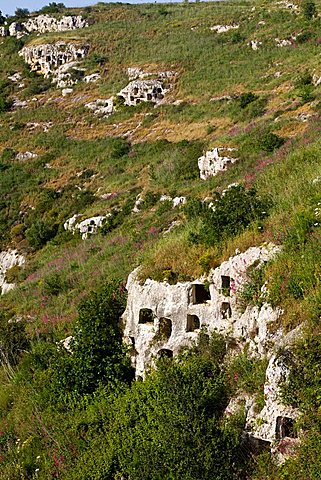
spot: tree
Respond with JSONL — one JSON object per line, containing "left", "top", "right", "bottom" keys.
{"left": 39, "top": 2, "right": 65, "bottom": 14}
{"left": 51, "top": 280, "right": 134, "bottom": 399}
{"left": 78, "top": 334, "right": 246, "bottom": 480}
{"left": 15, "top": 8, "right": 29, "bottom": 18}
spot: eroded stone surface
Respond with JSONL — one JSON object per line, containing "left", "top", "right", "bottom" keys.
{"left": 64, "top": 214, "right": 108, "bottom": 239}
{"left": 0, "top": 250, "right": 25, "bottom": 295}
{"left": 23, "top": 15, "right": 88, "bottom": 33}
{"left": 84, "top": 73, "right": 101, "bottom": 83}
{"left": 210, "top": 24, "right": 239, "bottom": 33}
{"left": 118, "top": 80, "right": 169, "bottom": 106}
{"left": 122, "top": 244, "right": 281, "bottom": 377}
{"left": 198, "top": 147, "right": 238, "bottom": 180}
{"left": 19, "top": 42, "right": 89, "bottom": 78}
{"left": 16, "top": 151, "right": 38, "bottom": 161}
{"left": 275, "top": 38, "right": 292, "bottom": 47}
{"left": 85, "top": 98, "right": 114, "bottom": 116}
{"left": 249, "top": 40, "right": 262, "bottom": 50}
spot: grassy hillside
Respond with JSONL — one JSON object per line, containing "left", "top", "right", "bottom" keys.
{"left": 0, "top": 0, "right": 320, "bottom": 478}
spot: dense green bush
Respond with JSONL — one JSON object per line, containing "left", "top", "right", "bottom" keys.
{"left": 239, "top": 92, "right": 258, "bottom": 109}
{"left": 50, "top": 280, "right": 134, "bottom": 399}
{"left": 0, "top": 311, "right": 29, "bottom": 366}
{"left": 0, "top": 95, "right": 12, "bottom": 113}
{"left": 70, "top": 333, "right": 247, "bottom": 480}
{"left": 39, "top": 2, "right": 65, "bottom": 13}
{"left": 301, "top": 0, "right": 317, "bottom": 19}
{"left": 25, "top": 219, "right": 58, "bottom": 249}
{"left": 186, "top": 185, "right": 270, "bottom": 246}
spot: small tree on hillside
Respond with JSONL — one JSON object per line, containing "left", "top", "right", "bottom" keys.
{"left": 15, "top": 8, "right": 29, "bottom": 19}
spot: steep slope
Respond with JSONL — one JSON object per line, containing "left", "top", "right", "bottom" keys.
{"left": 0, "top": 1, "right": 320, "bottom": 478}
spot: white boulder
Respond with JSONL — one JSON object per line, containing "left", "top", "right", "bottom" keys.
{"left": 64, "top": 214, "right": 107, "bottom": 240}
{"left": 198, "top": 147, "right": 238, "bottom": 180}
{"left": 0, "top": 250, "right": 25, "bottom": 295}
{"left": 210, "top": 24, "right": 239, "bottom": 33}
{"left": 85, "top": 98, "right": 114, "bottom": 116}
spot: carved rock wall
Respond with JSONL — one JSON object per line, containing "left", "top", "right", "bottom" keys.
{"left": 122, "top": 244, "right": 281, "bottom": 377}
{"left": 19, "top": 42, "right": 89, "bottom": 77}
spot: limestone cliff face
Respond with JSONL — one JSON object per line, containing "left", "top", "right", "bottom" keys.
{"left": 23, "top": 15, "right": 88, "bottom": 33}
{"left": 19, "top": 42, "right": 89, "bottom": 77}
{"left": 6, "top": 15, "right": 88, "bottom": 37}
{"left": 122, "top": 243, "right": 302, "bottom": 461}
{"left": 122, "top": 244, "right": 282, "bottom": 377}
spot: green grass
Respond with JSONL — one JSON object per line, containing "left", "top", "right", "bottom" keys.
{"left": 0, "top": 0, "right": 320, "bottom": 478}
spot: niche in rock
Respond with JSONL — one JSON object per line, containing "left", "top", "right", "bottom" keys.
{"left": 159, "top": 317, "right": 172, "bottom": 339}
{"left": 186, "top": 314, "right": 200, "bottom": 332}
{"left": 139, "top": 308, "right": 154, "bottom": 324}
{"left": 276, "top": 416, "right": 296, "bottom": 439}
{"left": 158, "top": 348, "right": 173, "bottom": 359}
{"left": 221, "top": 302, "right": 232, "bottom": 319}
{"left": 191, "top": 284, "right": 211, "bottom": 305}
{"left": 221, "top": 275, "right": 231, "bottom": 295}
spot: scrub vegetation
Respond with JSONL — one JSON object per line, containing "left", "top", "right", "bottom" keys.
{"left": 0, "top": 0, "right": 320, "bottom": 478}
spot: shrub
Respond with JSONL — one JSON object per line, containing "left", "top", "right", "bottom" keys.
{"left": 39, "top": 2, "right": 65, "bottom": 14}
{"left": 186, "top": 185, "right": 270, "bottom": 246}
{"left": 255, "top": 130, "right": 284, "bottom": 152}
{"left": 0, "top": 95, "right": 12, "bottom": 113}
{"left": 0, "top": 311, "right": 29, "bottom": 366}
{"left": 51, "top": 280, "right": 134, "bottom": 398}
{"left": 296, "top": 30, "right": 313, "bottom": 44}
{"left": 237, "top": 262, "right": 267, "bottom": 310}
{"left": 81, "top": 333, "right": 246, "bottom": 480}
{"left": 14, "top": 8, "right": 29, "bottom": 18}
{"left": 43, "top": 272, "right": 70, "bottom": 296}
{"left": 239, "top": 92, "right": 258, "bottom": 109}
{"left": 25, "top": 220, "right": 58, "bottom": 250}
{"left": 5, "top": 265, "right": 23, "bottom": 284}
{"left": 301, "top": 0, "right": 317, "bottom": 19}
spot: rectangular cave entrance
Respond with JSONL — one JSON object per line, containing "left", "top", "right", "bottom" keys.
{"left": 221, "top": 302, "right": 232, "bottom": 319}
{"left": 191, "top": 284, "right": 211, "bottom": 305}
{"left": 138, "top": 308, "right": 154, "bottom": 324}
{"left": 221, "top": 275, "right": 231, "bottom": 296}
{"left": 276, "top": 416, "right": 296, "bottom": 439}
{"left": 186, "top": 314, "right": 200, "bottom": 332}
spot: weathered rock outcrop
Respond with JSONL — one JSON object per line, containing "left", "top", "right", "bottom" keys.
{"left": 0, "top": 250, "right": 25, "bottom": 295}
{"left": 85, "top": 98, "right": 114, "bottom": 116}
{"left": 198, "top": 147, "right": 238, "bottom": 180}
{"left": 122, "top": 243, "right": 303, "bottom": 461}
{"left": 23, "top": 15, "right": 88, "bottom": 33}
{"left": 122, "top": 244, "right": 281, "bottom": 378}
{"left": 64, "top": 214, "right": 107, "bottom": 240}
{"left": 19, "top": 42, "right": 89, "bottom": 78}
{"left": 210, "top": 24, "right": 239, "bottom": 33}
{"left": 9, "top": 22, "right": 25, "bottom": 38}
{"left": 118, "top": 79, "right": 169, "bottom": 106}
{"left": 16, "top": 151, "right": 38, "bottom": 161}
{"left": 127, "top": 67, "right": 176, "bottom": 81}
{"left": 7, "top": 15, "right": 87, "bottom": 38}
